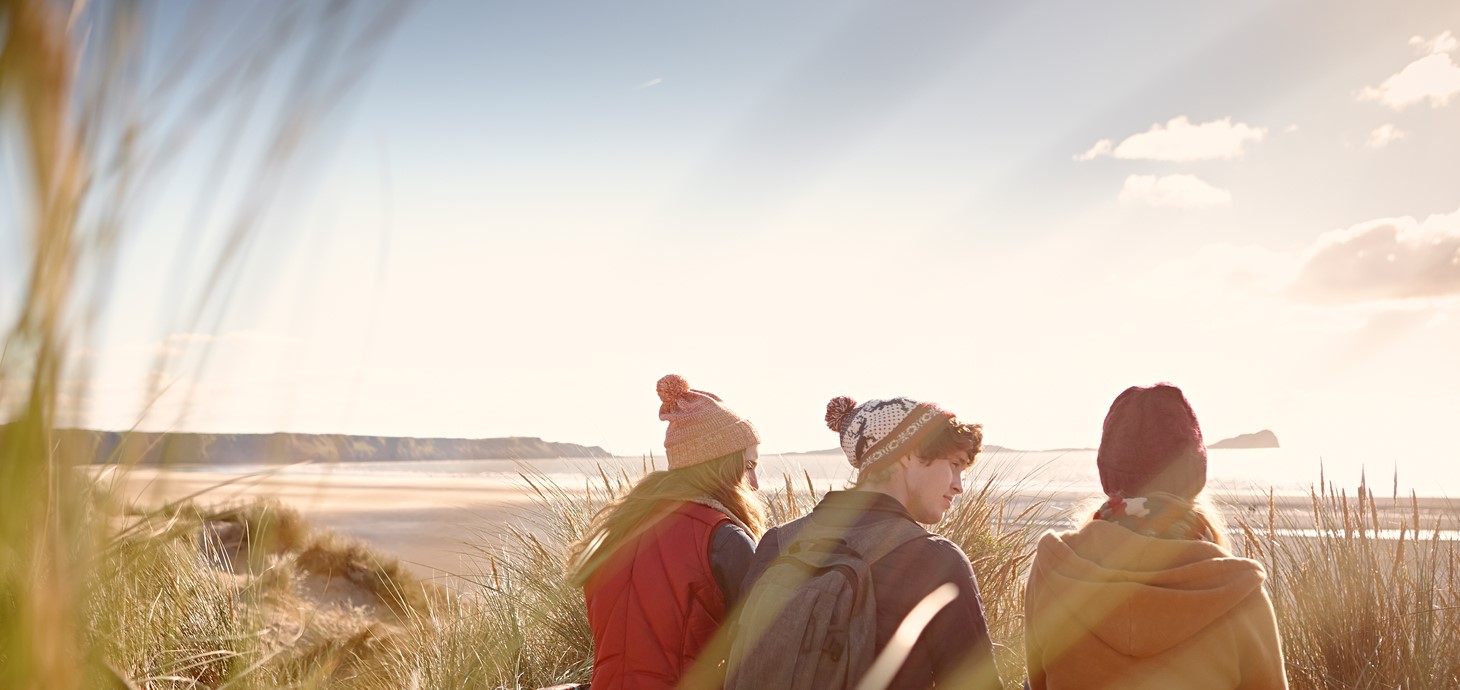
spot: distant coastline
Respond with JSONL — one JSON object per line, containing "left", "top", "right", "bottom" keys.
{"left": 31, "top": 428, "right": 611, "bottom": 465}
{"left": 779, "top": 444, "right": 1052, "bottom": 456}
{"left": 41, "top": 425, "right": 1279, "bottom": 465}
{"left": 1209, "top": 430, "right": 1280, "bottom": 449}
{"left": 779, "top": 430, "right": 1279, "bottom": 456}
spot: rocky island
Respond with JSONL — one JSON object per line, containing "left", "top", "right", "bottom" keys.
{"left": 1209, "top": 430, "right": 1280, "bottom": 449}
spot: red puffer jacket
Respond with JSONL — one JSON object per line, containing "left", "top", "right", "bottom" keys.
{"left": 584, "top": 501, "right": 732, "bottom": 690}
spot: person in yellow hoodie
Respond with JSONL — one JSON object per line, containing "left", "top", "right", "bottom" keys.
{"left": 1024, "top": 383, "right": 1288, "bottom": 690}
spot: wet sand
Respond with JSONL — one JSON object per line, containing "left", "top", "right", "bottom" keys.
{"left": 96, "top": 466, "right": 1460, "bottom": 584}
{"left": 1025, "top": 488, "right": 1460, "bottom": 531}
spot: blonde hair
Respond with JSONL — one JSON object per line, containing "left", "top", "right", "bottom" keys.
{"left": 1188, "top": 494, "right": 1230, "bottom": 547}
{"left": 567, "top": 451, "right": 766, "bottom": 587}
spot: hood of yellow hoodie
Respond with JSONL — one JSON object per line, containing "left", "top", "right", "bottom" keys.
{"left": 1029, "top": 520, "right": 1267, "bottom": 658}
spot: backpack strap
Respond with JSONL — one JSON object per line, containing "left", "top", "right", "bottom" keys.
{"left": 842, "top": 519, "right": 930, "bottom": 565}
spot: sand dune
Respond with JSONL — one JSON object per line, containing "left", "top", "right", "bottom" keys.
{"left": 94, "top": 466, "right": 549, "bottom": 581}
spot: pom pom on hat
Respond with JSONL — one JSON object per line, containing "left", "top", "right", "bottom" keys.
{"left": 657, "top": 374, "right": 691, "bottom": 408}
{"left": 657, "top": 374, "right": 690, "bottom": 403}
{"left": 825, "top": 396, "right": 857, "bottom": 432}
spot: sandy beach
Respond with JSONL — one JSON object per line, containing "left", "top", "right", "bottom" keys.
{"left": 96, "top": 463, "right": 1460, "bottom": 585}
{"left": 95, "top": 466, "right": 551, "bottom": 582}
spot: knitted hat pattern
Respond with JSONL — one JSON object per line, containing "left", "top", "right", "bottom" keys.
{"left": 1096, "top": 383, "right": 1208, "bottom": 499}
{"left": 824, "top": 396, "right": 953, "bottom": 480}
{"left": 657, "top": 374, "right": 761, "bottom": 470}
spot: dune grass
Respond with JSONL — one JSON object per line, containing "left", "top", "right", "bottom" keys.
{"left": 4, "top": 447, "right": 1459, "bottom": 690}
{"left": 1233, "top": 479, "right": 1460, "bottom": 689}
{"left": 79, "top": 497, "right": 444, "bottom": 690}
{"left": 326, "top": 460, "right": 1460, "bottom": 690}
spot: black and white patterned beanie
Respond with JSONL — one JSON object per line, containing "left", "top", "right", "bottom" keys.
{"left": 824, "top": 396, "right": 953, "bottom": 481}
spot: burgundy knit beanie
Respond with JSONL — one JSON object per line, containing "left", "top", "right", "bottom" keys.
{"left": 656, "top": 374, "right": 761, "bottom": 470}
{"left": 1096, "top": 383, "right": 1207, "bottom": 499}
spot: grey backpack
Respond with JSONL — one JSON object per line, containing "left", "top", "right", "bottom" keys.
{"left": 725, "top": 518, "right": 929, "bottom": 690}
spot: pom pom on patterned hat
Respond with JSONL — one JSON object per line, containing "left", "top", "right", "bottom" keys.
{"left": 824, "top": 396, "right": 857, "bottom": 432}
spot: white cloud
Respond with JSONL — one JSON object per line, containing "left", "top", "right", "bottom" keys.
{"left": 1409, "top": 30, "right": 1458, "bottom": 55}
{"left": 1365, "top": 124, "right": 1407, "bottom": 149}
{"left": 1290, "top": 205, "right": 1460, "bottom": 303}
{"left": 1077, "top": 116, "right": 1267, "bottom": 162}
{"left": 635, "top": 77, "right": 664, "bottom": 90}
{"left": 1074, "top": 139, "right": 1113, "bottom": 161}
{"left": 1118, "top": 174, "right": 1232, "bottom": 208}
{"left": 1359, "top": 31, "right": 1460, "bottom": 109}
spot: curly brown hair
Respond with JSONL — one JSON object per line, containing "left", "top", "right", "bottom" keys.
{"left": 915, "top": 417, "right": 984, "bottom": 468}
{"left": 855, "top": 417, "right": 984, "bottom": 487}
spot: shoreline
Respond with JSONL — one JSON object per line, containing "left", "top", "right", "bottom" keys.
{"left": 95, "top": 466, "right": 1460, "bottom": 581}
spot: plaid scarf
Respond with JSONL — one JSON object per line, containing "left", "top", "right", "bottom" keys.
{"left": 1093, "top": 493, "right": 1212, "bottom": 542}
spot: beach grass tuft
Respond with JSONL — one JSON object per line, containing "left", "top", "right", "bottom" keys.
{"left": 1234, "top": 481, "right": 1460, "bottom": 689}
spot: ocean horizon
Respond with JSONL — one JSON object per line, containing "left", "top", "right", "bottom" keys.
{"left": 178, "top": 446, "right": 1460, "bottom": 500}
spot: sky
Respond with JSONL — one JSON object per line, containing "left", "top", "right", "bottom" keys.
{"left": 4, "top": 0, "right": 1460, "bottom": 470}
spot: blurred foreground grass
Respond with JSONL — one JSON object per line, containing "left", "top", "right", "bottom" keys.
{"left": 1, "top": 1, "right": 408, "bottom": 687}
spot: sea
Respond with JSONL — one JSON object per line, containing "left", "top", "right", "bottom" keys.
{"left": 160, "top": 446, "right": 1460, "bottom": 542}
{"left": 209, "top": 446, "right": 1460, "bottom": 500}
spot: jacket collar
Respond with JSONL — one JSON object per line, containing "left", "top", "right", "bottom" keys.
{"left": 812, "top": 489, "right": 916, "bottom": 523}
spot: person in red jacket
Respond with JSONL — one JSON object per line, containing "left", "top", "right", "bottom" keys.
{"left": 566, "top": 374, "right": 767, "bottom": 690}
{"left": 1024, "top": 383, "right": 1288, "bottom": 690}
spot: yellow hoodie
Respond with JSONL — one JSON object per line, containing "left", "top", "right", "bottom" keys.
{"left": 1025, "top": 520, "right": 1287, "bottom": 690}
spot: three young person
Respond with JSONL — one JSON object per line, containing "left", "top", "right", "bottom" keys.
{"left": 569, "top": 378, "right": 1289, "bottom": 690}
